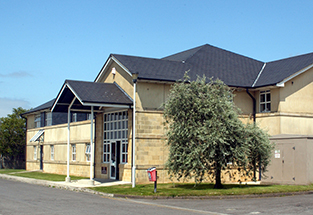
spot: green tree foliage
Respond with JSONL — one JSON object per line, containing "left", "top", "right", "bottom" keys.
{"left": 164, "top": 74, "right": 273, "bottom": 188}
{"left": 245, "top": 123, "right": 274, "bottom": 181}
{"left": 0, "top": 107, "right": 27, "bottom": 168}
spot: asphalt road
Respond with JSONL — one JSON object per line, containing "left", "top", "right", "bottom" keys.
{"left": 0, "top": 178, "right": 312, "bottom": 215}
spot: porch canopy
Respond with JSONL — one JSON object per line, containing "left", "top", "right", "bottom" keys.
{"left": 51, "top": 80, "right": 133, "bottom": 183}
{"left": 51, "top": 80, "right": 133, "bottom": 113}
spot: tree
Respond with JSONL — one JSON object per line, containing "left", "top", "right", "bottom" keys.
{"left": 245, "top": 123, "right": 274, "bottom": 181}
{"left": 164, "top": 74, "right": 249, "bottom": 188}
{"left": 0, "top": 107, "right": 27, "bottom": 169}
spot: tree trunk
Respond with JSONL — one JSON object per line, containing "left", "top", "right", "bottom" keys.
{"left": 253, "top": 158, "right": 256, "bottom": 182}
{"left": 214, "top": 163, "right": 223, "bottom": 189}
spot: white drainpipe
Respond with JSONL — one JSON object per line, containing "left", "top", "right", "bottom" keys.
{"left": 66, "top": 98, "right": 76, "bottom": 182}
{"left": 90, "top": 106, "right": 94, "bottom": 182}
{"left": 132, "top": 73, "right": 138, "bottom": 188}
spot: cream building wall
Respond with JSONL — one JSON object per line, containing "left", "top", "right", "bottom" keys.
{"left": 26, "top": 120, "right": 93, "bottom": 177}
{"left": 255, "top": 68, "right": 313, "bottom": 136}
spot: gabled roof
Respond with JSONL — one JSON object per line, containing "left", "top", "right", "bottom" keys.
{"left": 254, "top": 52, "right": 313, "bottom": 87}
{"left": 52, "top": 80, "right": 133, "bottom": 112}
{"left": 100, "top": 44, "right": 313, "bottom": 88}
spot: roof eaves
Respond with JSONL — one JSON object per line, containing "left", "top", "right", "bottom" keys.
{"left": 22, "top": 107, "right": 50, "bottom": 116}
{"left": 82, "top": 102, "right": 131, "bottom": 109}
{"left": 276, "top": 63, "right": 313, "bottom": 87}
{"left": 51, "top": 81, "right": 83, "bottom": 112}
{"left": 137, "top": 77, "right": 177, "bottom": 83}
{"left": 51, "top": 82, "right": 68, "bottom": 112}
{"left": 94, "top": 55, "right": 113, "bottom": 82}
{"left": 65, "top": 81, "right": 84, "bottom": 105}
{"left": 111, "top": 55, "right": 132, "bottom": 76}
{"left": 95, "top": 55, "right": 132, "bottom": 82}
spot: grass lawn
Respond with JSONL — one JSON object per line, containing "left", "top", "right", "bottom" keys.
{"left": 2, "top": 169, "right": 313, "bottom": 197}
{"left": 90, "top": 183, "right": 313, "bottom": 197}
{"left": 0, "top": 169, "right": 88, "bottom": 181}
{"left": 0, "top": 169, "right": 26, "bottom": 174}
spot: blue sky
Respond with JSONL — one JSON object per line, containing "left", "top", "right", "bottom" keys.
{"left": 1, "top": 0, "right": 313, "bottom": 117}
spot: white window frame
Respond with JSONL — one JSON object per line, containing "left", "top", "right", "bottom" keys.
{"left": 121, "top": 140, "right": 128, "bottom": 163}
{"left": 260, "top": 90, "right": 271, "bottom": 113}
{"left": 34, "top": 114, "right": 41, "bottom": 128}
{"left": 50, "top": 145, "right": 54, "bottom": 160}
{"left": 103, "top": 141, "right": 110, "bottom": 163}
{"left": 72, "top": 144, "right": 76, "bottom": 161}
{"left": 34, "top": 146, "right": 37, "bottom": 160}
{"left": 85, "top": 144, "right": 91, "bottom": 162}
{"left": 103, "top": 111, "right": 128, "bottom": 164}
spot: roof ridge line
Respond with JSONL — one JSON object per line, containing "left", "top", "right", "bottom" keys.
{"left": 267, "top": 51, "right": 313, "bottom": 63}
{"left": 183, "top": 45, "right": 207, "bottom": 62}
{"left": 252, "top": 63, "right": 266, "bottom": 87}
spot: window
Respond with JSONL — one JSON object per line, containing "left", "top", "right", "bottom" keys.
{"left": 86, "top": 144, "right": 91, "bottom": 162}
{"left": 34, "top": 114, "right": 41, "bottom": 128}
{"left": 72, "top": 113, "right": 77, "bottom": 122}
{"left": 121, "top": 141, "right": 128, "bottom": 163}
{"left": 260, "top": 90, "right": 271, "bottom": 112}
{"left": 72, "top": 144, "right": 76, "bottom": 161}
{"left": 45, "top": 112, "right": 52, "bottom": 126}
{"left": 50, "top": 145, "right": 54, "bottom": 160}
{"left": 103, "top": 142, "right": 110, "bottom": 163}
{"left": 34, "top": 146, "right": 37, "bottom": 160}
{"left": 103, "top": 111, "right": 128, "bottom": 164}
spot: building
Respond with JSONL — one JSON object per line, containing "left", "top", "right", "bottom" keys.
{"left": 22, "top": 44, "right": 313, "bottom": 185}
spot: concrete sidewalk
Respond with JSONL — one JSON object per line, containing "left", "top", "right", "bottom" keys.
{"left": 0, "top": 173, "right": 130, "bottom": 197}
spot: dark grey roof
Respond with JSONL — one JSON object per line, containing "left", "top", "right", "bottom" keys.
{"left": 161, "top": 45, "right": 204, "bottom": 61}
{"left": 111, "top": 44, "right": 313, "bottom": 88}
{"left": 52, "top": 80, "right": 133, "bottom": 112}
{"left": 113, "top": 54, "right": 190, "bottom": 82}
{"left": 27, "top": 44, "right": 313, "bottom": 115}
{"left": 254, "top": 52, "right": 313, "bottom": 87}
{"left": 113, "top": 44, "right": 264, "bottom": 87}
{"left": 22, "top": 99, "right": 55, "bottom": 115}
{"left": 66, "top": 80, "right": 132, "bottom": 105}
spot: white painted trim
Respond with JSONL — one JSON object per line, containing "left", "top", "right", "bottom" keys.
{"left": 65, "top": 83, "right": 84, "bottom": 104}
{"left": 132, "top": 81, "right": 136, "bottom": 188}
{"left": 276, "top": 63, "right": 313, "bottom": 87}
{"left": 70, "top": 108, "right": 102, "bottom": 113}
{"left": 111, "top": 56, "right": 132, "bottom": 76}
{"left": 51, "top": 83, "right": 68, "bottom": 112}
{"left": 90, "top": 106, "right": 94, "bottom": 181}
{"left": 114, "top": 82, "right": 133, "bottom": 102}
{"left": 252, "top": 63, "right": 266, "bottom": 87}
{"left": 51, "top": 82, "right": 84, "bottom": 112}
{"left": 29, "top": 129, "right": 44, "bottom": 142}
{"left": 95, "top": 56, "right": 132, "bottom": 83}
{"left": 52, "top": 82, "right": 131, "bottom": 113}
{"left": 83, "top": 102, "right": 131, "bottom": 108}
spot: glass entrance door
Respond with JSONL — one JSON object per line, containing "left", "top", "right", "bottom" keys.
{"left": 110, "top": 142, "right": 116, "bottom": 179}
